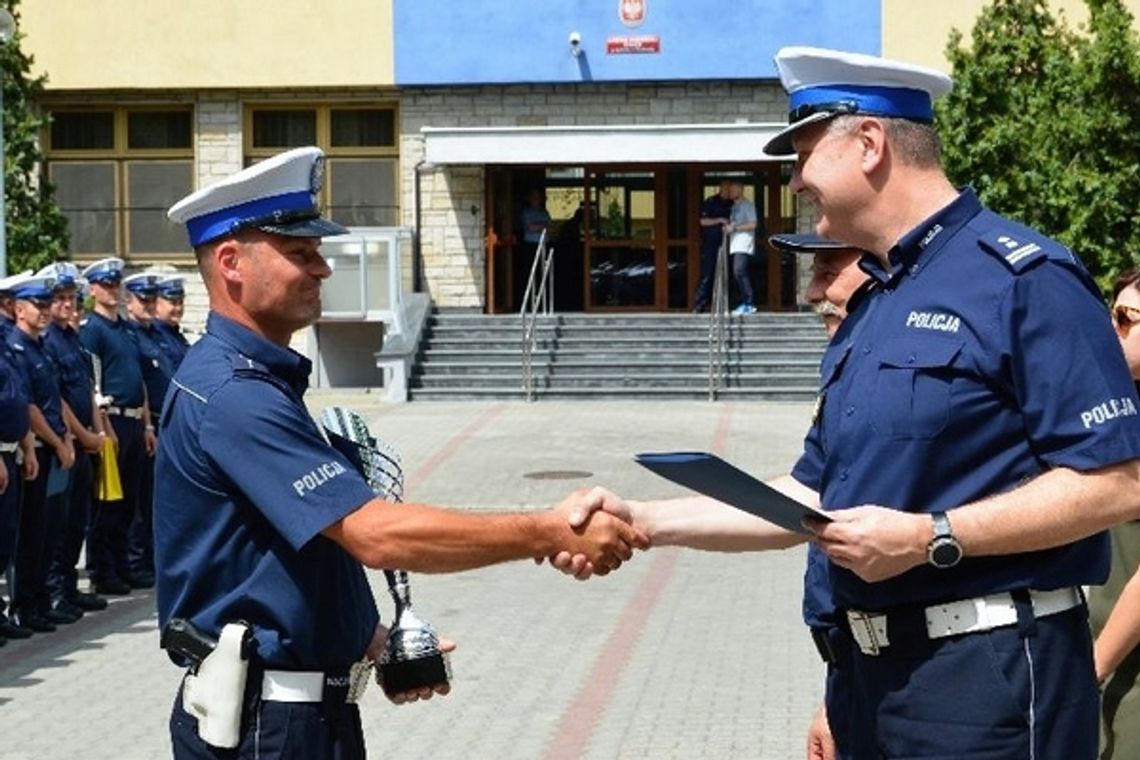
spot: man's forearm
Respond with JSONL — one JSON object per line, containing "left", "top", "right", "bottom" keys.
{"left": 632, "top": 474, "right": 812, "bottom": 552}
{"left": 950, "top": 459, "right": 1140, "bottom": 557}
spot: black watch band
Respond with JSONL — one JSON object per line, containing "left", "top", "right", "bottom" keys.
{"left": 927, "top": 511, "right": 963, "bottom": 569}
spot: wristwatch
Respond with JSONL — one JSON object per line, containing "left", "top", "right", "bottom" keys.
{"left": 927, "top": 511, "right": 963, "bottom": 569}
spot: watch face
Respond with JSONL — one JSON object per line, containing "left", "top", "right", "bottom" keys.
{"left": 931, "top": 539, "right": 962, "bottom": 568}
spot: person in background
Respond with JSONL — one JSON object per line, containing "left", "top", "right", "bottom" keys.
{"left": 154, "top": 275, "right": 190, "bottom": 365}
{"left": 6, "top": 273, "right": 76, "bottom": 633}
{"left": 1090, "top": 268, "right": 1140, "bottom": 759}
{"left": 0, "top": 273, "right": 36, "bottom": 642}
{"left": 80, "top": 257, "right": 156, "bottom": 596}
{"left": 726, "top": 182, "right": 759, "bottom": 314}
{"left": 38, "top": 262, "right": 109, "bottom": 619}
{"left": 692, "top": 181, "right": 733, "bottom": 313}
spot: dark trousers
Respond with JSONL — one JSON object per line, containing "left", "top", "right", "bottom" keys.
{"left": 128, "top": 442, "right": 155, "bottom": 575}
{"left": 90, "top": 416, "right": 144, "bottom": 584}
{"left": 48, "top": 448, "right": 91, "bottom": 601}
{"left": 692, "top": 243, "right": 720, "bottom": 311}
{"left": 12, "top": 447, "right": 63, "bottom": 617}
{"left": 0, "top": 449, "right": 22, "bottom": 617}
{"left": 732, "top": 253, "right": 755, "bottom": 307}
{"left": 821, "top": 626, "right": 855, "bottom": 760}
{"left": 170, "top": 681, "right": 365, "bottom": 760}
{"left": 846, "top": 602, "right": 1096, "bottom": 759}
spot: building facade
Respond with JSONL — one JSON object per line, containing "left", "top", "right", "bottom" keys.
{"left": 21, "top": 0, "right": 1138, "bottom": 325}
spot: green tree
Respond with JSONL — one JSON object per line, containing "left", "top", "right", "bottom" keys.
{"left": 2, "top": 0, "right": 68, "bottom": 276}
{"left": 937, "top": 0, "right": 1140, "bottom": 289}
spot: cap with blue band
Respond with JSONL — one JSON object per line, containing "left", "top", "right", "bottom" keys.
{"left": 12, "top": 275, "right": 56, "bottom": 301}
{"left": 764, "top": 46, "right": 953, "bottom": 156}
{"left": 156, "top": 275, "right": 185, "bottom": 299}
{"left": 168, "top": 146, "right": 349, "bottom": 248}
{"left": 82, "top": 257, "right": 125, "bottom": 285}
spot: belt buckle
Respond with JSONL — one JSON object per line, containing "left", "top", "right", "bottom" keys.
{"left": 848, "top": 610, "right": 882, "bottom": 656}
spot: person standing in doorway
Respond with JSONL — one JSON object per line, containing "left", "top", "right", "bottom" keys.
{"left": 727, "top": 181, "right": 758, "bottom": 314}
{"left": 692, "top": 181, "right": 733, "bottom": 313}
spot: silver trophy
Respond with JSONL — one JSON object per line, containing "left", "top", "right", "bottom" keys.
{"left": 320, "top": 406, "right": 452, "bottom": 697}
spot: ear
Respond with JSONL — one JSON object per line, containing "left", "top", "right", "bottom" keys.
{"left": 213, "top": 239, "right": 245, "bottom": 284}
{"left": 856, "top": 118, "right": 888, "bottom": 175}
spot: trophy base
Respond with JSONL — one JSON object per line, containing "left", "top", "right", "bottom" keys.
{"left": 379, "top": 652, "right": 451, "bottom": 696}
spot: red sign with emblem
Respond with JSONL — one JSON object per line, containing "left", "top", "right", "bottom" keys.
{"left": 606, "top": 35, "right": 660, "bottom": 54}
{"left": 619, "top": 0, "right": 646, "bottom": 28}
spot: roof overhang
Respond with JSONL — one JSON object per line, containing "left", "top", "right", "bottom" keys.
{"left": 421, "top": 123, "right": 794, "bottom": 165}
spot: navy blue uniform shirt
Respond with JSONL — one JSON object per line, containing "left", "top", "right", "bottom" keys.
{"left": 155, "top": 312, "right": 379, "bottom": 671}
{"left": 43, "top": 322, "right": 95, "bottom": 429}
{"left": 700, "top": 194, "right": 734, "bottom": 248}
{"left": 126, "top": 320, "right": 177, "bottom": 418}
{"left": 8, "top": 328, "right": 67, "bottom": 438}
{"left": 154, "top": 320, "right": 190, "bottom": 367}
{"left": 80, "top": 311, "right": 145, "bottom": 408}
{"left": 0, "top": 343, "right": 30, "bottom": 443}
{"left": 794, "top": 281, "right": 876, "bottom": 628}
{"left": 794, "top": 189, "right": 1140, "bottom": 611}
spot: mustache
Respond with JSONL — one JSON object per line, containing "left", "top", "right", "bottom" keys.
{"left": 814, "top": 301, "right": 842, "bottom": 319}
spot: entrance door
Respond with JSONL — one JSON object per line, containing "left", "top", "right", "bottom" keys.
{"left": 483, "top": 163, "right": 794, "bottom": 313}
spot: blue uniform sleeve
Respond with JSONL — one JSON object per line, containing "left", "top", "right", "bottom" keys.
{"left": 198, "top": 376, "right": 379, "bottom": 551}
{"left": 1001, "top": 263, "right": 1140, "bottom": 470}
{"left": 792, "top": 419, "right": 825, "bottom": 491}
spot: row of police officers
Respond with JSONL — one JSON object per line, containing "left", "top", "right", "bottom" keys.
{"left": 0, "top": 258, "right": 189, "bottom": 642}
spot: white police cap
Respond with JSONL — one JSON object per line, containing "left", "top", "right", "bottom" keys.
{"left": 11, "top": 274, "right": 57, "bottom": 301}
{"left": 36, "top": 261, "right": 83, "bottom": 288}
{"left": 82, "top": 257, "right": 126, "bottom": 285}
{"left": 0, "top": 269, "right": 32, "bottom": 297}
{"left": 123, "top": 272, "right": 161, "bottom": 297}
{"left": 167, "top": 146, "right": 349, "bottom": 248}
{"left": 763, "top": 46, "right": 953, "bottom": 156}
{"left": 156, "top": 274, "right": 186, "bottom": 300}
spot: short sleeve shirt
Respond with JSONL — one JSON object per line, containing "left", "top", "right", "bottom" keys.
{"left": 43, "top": 323, "right": 95, "bottom": 429}
{"left": 7, "top": 328, "right": 66, "bottom": 439}
{"left": 794, "top": 189, "right": 1140, "bottom": 611}
{"left": 0, "top": 344, "right": 30, "bottom": 443}
{"left": 699, "top": 195, "right": 733, "bottom": 247}
{"left": 154, "top": 312, "right": 380, "bottom": 670}
{"left": 80, "top": 312, "right": 146, "bottom": 408}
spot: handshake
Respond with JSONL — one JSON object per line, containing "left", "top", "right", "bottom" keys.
{"left": 537, "top": 486, "right": 648, "bottom": 579}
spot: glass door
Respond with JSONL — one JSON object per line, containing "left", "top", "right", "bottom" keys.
{"left": 585, "top": 169, "right": 657, "bottom": 309}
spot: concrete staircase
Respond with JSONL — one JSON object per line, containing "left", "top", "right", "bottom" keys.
{"left": 408, "top": 310, "right": 828, "bottom": 400}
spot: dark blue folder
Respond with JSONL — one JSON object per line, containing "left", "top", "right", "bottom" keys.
{"left": 634, "top": 451, "right": 831, "bottom": 534}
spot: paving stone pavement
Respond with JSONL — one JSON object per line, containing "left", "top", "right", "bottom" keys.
{"left": 0, "top": 399, "right": 824, "bottom": 760}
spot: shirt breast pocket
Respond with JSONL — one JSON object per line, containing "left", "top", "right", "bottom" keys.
{"left": 872, "top": 337, "right": 963, "bottom": 440}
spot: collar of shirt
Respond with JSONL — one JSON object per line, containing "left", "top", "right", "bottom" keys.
{"left": 860, "top": 187, "right": 983, "bottom": 286}
{"left": 205, "top": 312, "right": 312, "bottom": 397}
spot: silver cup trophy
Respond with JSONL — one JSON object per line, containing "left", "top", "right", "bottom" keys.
{"left": 321, "top": 406, "right": 451, "bottom": 697}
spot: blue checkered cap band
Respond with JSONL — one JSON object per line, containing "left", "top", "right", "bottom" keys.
{"left": 81, "top": 257, "right": 125, "bottom": 284}
{"left": 12, "top": 275, "right": 56, "bottom": 300}
{"left": 168, "top": 146, "right": 347, "bottom": 247}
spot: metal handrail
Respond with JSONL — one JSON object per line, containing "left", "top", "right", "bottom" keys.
{"left": 520, "top": 231, "right": 555, "bottom": 401}
{"left": 707, "top": 235, "right": 730, "bottom": 400}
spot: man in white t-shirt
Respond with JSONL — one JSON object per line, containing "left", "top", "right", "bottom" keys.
{"left": 726, "top": 182, "right": 758, "bottom": 314}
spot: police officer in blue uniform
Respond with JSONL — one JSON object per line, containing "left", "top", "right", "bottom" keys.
{"left": 154, "top": 275, "right": 190, "bottom": 366}
{"left": 80, "top": 257, "right": 156, "bottom": 595}
{"left": 39, "top": 263, "right": 110, "bottom": 616}
{"left": 763, "top": 47, "right": 1140, "bottom": 757}
{"left": 0, "top": 270, "right": 31, "bottom": 342}
{"left": 159, "top": 146, "right": 646, "bottom": 760}
{"left": 0, "top": 280, "right": 36, "bottom": 641}
{"left": 123, "top": 271, "right": 176, "bottom": 587}
{"left": 6, "top": 274, "right": 78, "bottom": 632}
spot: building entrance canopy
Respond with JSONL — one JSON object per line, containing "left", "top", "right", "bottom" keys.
{"left": 421, "top": 123, "right": 793, "bottom": 165}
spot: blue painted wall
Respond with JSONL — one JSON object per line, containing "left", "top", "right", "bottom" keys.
{"left": 394, "top": 0, "right": 881, "bottom": 85}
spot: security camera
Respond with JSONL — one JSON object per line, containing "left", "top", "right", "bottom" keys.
{"left": 569, "top": 31, "right": 582, "bottom": 56}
